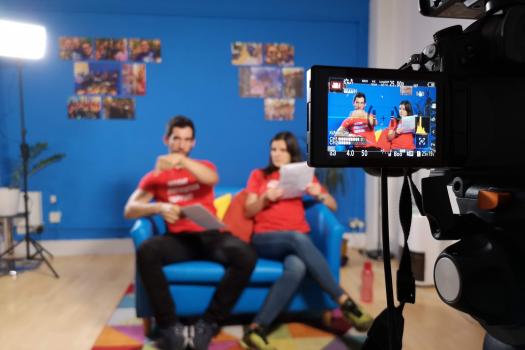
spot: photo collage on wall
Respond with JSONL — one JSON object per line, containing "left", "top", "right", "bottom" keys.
{"left": 231, "top": 42, "right": 303, "bottom": 121}
{"left": 60, "top": 37, "right": 161, "bottom": 120}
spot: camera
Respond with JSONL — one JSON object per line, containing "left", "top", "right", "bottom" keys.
{"left": 307, "top": 1, "right": 525, "bottom": 348}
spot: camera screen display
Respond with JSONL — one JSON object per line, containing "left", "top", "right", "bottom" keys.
{"left": 308, "top": 66, "right": 444, "bottom": 167}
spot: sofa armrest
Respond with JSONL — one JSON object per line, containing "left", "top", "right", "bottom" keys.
{"left": 130, "top": 216, "right": 165, "bottom": 248}
{"left": 305, "top": 201, "right": 345, "bottom": 281}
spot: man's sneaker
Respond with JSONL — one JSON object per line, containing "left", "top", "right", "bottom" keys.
{"left": 340, "top": 299, "right": 374, "bottom": 332}
{"left": 193, "top": 319, "right": 219, "bottom": 350}
{"left": 156, "top": 322, "right": 186, "bottom": 350}
{"left": 241, "top": 326, "right": 276, "bottom": 350}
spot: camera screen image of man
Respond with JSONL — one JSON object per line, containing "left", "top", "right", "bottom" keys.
{"left": 124, "top": 116, "right": 256, "bottom": 350}
{"left": 334, "top": 92, "right": 378, "bottom": 148}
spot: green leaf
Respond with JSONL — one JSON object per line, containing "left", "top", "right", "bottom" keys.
{"left": 28, "top": 142, "right": 48, "bottom": 160}
{"left": 9, "top": 143, "right": 65, "bottom": 188}
{"left": 28, "top": 154, "right": 66, "bottom": 177}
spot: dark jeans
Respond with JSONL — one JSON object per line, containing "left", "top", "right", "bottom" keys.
{"left": 137, "top": 230, "right": 257, "bottom": 328}
{"left": 251, "top": 231, "right": 345, "bottom": 327}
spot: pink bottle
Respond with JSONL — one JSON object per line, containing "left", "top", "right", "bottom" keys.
{"left": 360, "top": 261, "right": 374, "bottom": 303}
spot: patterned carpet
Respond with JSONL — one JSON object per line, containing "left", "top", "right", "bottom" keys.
{"left": 91, "top": 285, "right": 366, "bottom": 350}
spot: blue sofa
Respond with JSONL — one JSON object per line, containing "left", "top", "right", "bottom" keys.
{"left": 129, "top": 186, "right": 345, "bottom": 325}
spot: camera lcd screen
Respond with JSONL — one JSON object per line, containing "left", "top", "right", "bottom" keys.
{"left": 307, "top": 66, "right": 444, "bottom": 167}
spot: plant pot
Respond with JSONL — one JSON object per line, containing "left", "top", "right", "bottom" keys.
{"left": 0, "top": 187, "right": 21, "bottom": 216}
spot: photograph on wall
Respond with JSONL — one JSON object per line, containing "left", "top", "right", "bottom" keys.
{"left": 400, "top": 85, "right": 414, "bottom": 96}
{"left": 282, "top": 67, "right": 304, "bottom": 98}
{"left": 231, "top": 42, "right": 263, "bottom": 65}
{"left": 95, "top": 38, "right": 128, "bottom": 61}
{"left": 74, "top": 62, "right": 120, "bottom": 95}
{"left": 239, "top": 67, "right": 282, "bottom": 98}
{"left": 67, "top": 96, "right": 101, "bottom": 119}
{"left": 103, "top": 97, "right": 135, "bottom": 119}
{"left": 122, "top": 64, "right": 146, "bottom": 96}
{"left": 264, "top": 43, "right": 294, "bottom": 66}
{"left": 129, "top": 38, "right": 162, "bottom": 63}
{"left": 59, "top": 37, "right": 94, "bottom": 60}
{"left": 264, "top": 98, "right": 295, "bottom": 121}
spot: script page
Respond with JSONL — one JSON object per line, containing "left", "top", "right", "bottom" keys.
{"left": 181, "top": 204, "right": 225, "bottom": 230}
{"left": 397, "top": 115, "right": 416, "bottom": 134}
{"left": 279, "top": 161, "right": 315, "bottom": 199}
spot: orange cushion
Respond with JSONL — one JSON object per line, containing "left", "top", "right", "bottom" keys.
{"left": 223, "top": 190, "right": 254, "bottom": 243}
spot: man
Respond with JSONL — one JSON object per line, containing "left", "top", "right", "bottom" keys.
{"left": 334, "top": 92, "right": 377, "bottom": 148}
{"left": 124, "top": 116, "right": 257, "bottom": 350}
{"left": 80, "top": 41, "right": 93, "bottom": 60}
{"left": 135, "top": 39, "right": 155, "bottom": 62}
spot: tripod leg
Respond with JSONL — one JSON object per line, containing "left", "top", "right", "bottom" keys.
{"left": 0, "top": 238, "right": 25, "bottom": 259}
{"left": 38, "top": 252, "right": 59, "bottom": 279}
{"left": 29, "top": 237, "right": 54, "bottom": 258}
{"left": 25, "top": 236, "right": 59, "bottom": 278}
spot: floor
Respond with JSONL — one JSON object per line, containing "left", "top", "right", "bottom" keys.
{"left": 0, "top": 249, "right": 485, "bottom": 350}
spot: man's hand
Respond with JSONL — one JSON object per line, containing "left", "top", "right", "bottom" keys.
{"left": 155, "top": 154, "right": 187, "bottom": 172}
{"left": 264, "top": 187, "right": 284, "bottom": 202}
{"left": 349, "top": 110, "right": 368, "bottom": 119}
{"left": 368, "top": 114, "right": 377, "bottom": 126}
{"left": 157, "top": 202, "right": 181, "bottom": 224}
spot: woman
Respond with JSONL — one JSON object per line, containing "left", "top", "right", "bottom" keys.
{"left": 387, "top": 100, "right": 416, "bottom": 150}
{"left": 241, "top": 131, "right": 373, "bottom": 350}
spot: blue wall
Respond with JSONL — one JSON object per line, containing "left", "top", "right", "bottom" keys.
{"left": 0, "top": 0, "right": 369, "bottom": 239}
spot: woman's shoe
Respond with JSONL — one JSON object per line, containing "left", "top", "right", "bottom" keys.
{"left": 340, "top": 299, "right": 374, "bottom": 332}
{"left": 240, "top": 326, "right": 277, "bottom": 350}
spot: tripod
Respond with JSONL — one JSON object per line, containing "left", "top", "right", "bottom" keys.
{"left": 367, "top": 176, "right": 384, "bottom": 260}
{"left": 0, "top": 62, "right": 59, "bottom": 278}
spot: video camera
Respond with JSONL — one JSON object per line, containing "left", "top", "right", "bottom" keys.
{"left": 307, "top": 1, "right": 525, "bottom": 348}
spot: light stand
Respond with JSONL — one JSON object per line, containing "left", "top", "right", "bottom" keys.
{"left": 0, "top": 19, "right": 58, "bottom": 278}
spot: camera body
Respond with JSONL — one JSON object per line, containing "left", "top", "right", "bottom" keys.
{"left": 307, "top": 1, "right": 525, "bottom": 348}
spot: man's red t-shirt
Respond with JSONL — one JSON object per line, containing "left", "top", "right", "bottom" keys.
{"left": 246, "top": 169, "right": 325, "bottom": 234}
{"left": 138, "top": 160, "right": 216, "bottom": 233}
{"left": 341, "top": 117, "right": 377, "bottom": 147}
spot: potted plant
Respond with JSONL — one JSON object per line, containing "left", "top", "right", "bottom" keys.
{"left": 0, "top": 142, "right": 65, "bottom": 216}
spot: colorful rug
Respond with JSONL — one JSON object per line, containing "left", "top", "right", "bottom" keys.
{"left": 91, "top": 285, "right": 366, "bottom": 350}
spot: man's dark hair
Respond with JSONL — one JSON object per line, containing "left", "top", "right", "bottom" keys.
{"left": 262, "top": 131, "right": 302, "bottom": 176}
{"left": 165, "top": 115, "right": 195, "bottom": 139}
{"left": 354, "top": 92, "right": 366, "bottom": 103}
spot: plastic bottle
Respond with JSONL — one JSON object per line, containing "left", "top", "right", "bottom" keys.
{"left": 360, "top": 261, "right": 374, "bottom": 303}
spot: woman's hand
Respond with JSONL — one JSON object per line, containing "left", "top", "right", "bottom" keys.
{"left": 387, "top": 129, "right": 396, "bottom": 141}
{"left": 264, "top": 187, "right": 284, "bottom": 202}
{"left": 306, "top": 182, "right": 323, "bottom": 198}
{"left": 157, "top": 202, "right": 181, "bottom": 223}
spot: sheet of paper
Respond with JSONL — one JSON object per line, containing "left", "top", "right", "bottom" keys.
{"left": 181, "top": 204, "right": 225, "bottom": 230}
{"left": 397, "top": 115, "right": 416, "bottom": 134}
{"left": 279, "top": 161, "right": 315, "bottom": 199}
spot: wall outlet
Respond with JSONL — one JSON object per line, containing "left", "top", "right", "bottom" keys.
{"left": 49, "top": 211, "right": 62, "bottom": 223}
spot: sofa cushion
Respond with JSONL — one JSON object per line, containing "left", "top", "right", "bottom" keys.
{"left": 162, "top": 258, "right": 283, "bottom": 284}
{"left": 213, "top": 193, "right": 232, "bottom": 220}
{"left": 223, "top": 190, "right": 253, "bottom": 243}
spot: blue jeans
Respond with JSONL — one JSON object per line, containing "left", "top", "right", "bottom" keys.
{"left": 251, "top": 231, "right": 345, "bottom": 327}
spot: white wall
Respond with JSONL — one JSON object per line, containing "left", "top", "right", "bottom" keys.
{"left": 366, "top": 0, "right": 473, "bottom": 254}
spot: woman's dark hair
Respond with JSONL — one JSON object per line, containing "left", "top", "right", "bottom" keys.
{"left": 165, "top": 115, "right": 195, "bottom": 139}
{"left": 399, "top": 100, "right": 413, "bottom": 117}
{"left": 262, "top": 131, "right": 302, "bottom": 176}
